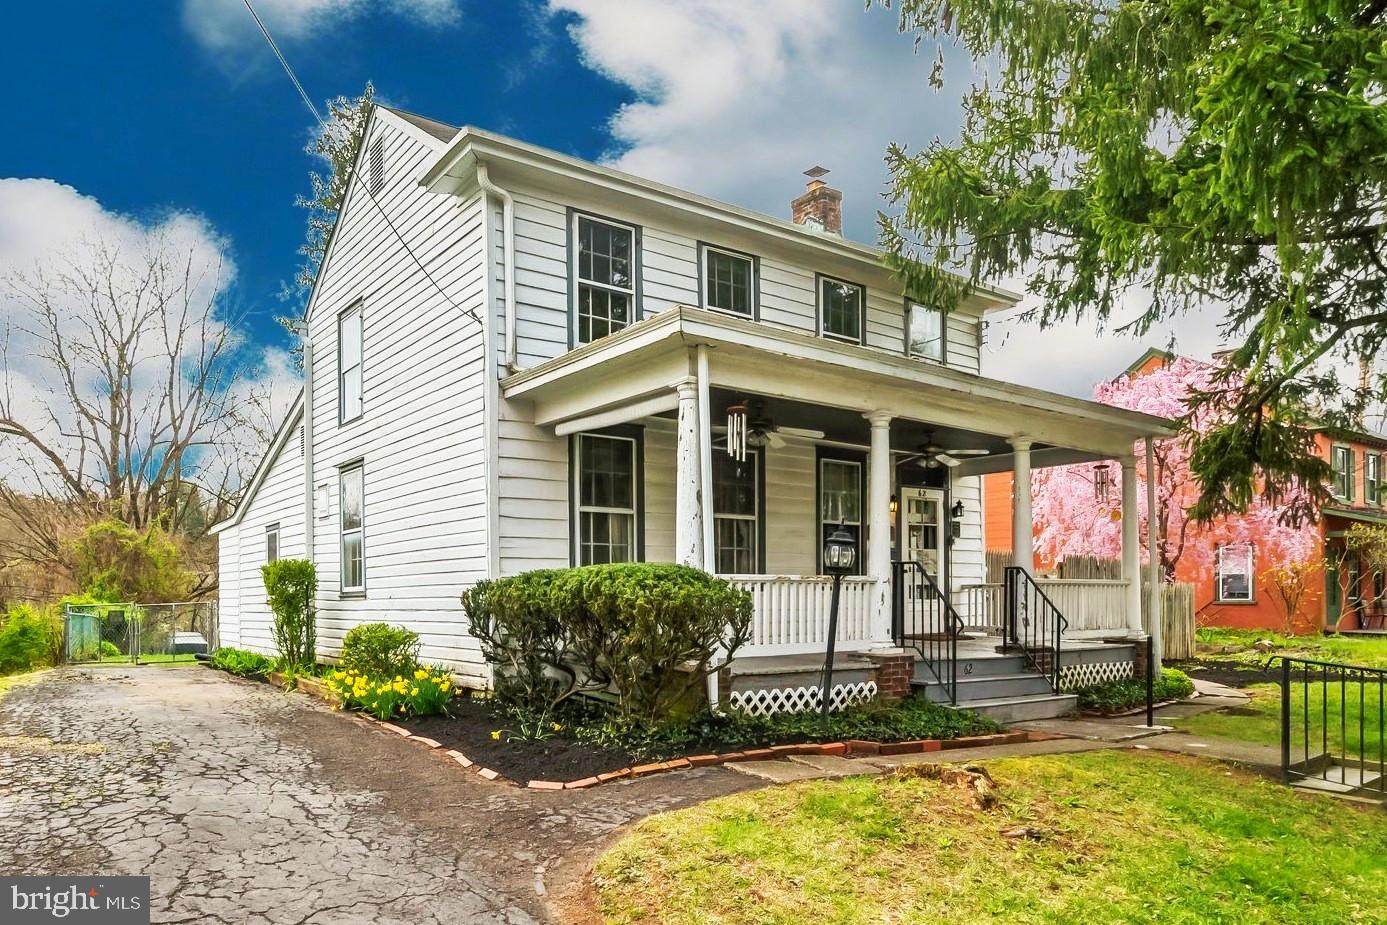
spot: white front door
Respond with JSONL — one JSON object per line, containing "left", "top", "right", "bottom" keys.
{"left": 900, "top": 486, "right": 945, "bottom": 579}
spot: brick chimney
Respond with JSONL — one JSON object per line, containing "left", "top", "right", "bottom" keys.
{"left": 791, "top": 166, "right": 842, "bottom": 235}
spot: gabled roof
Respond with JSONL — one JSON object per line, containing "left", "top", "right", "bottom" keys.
{"left": 386, "top": 107, "right": 458, "bottom": 144}
{"left": 209, "top": 392, "right": 303, "bottom": 535}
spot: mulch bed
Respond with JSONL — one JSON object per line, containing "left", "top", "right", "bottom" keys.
{"left": 398, "top": 699, "right": 642, "bottom": 784}
{"left": 1173, "top": 659, "right": 1283, "bottom": 688}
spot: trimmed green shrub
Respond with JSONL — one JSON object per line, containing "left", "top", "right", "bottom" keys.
{"left": 262, "top": 559, "right": 317, "bottom": 671}
{"left": 464, "top": 563, "right": 752, "bottom": 723}
{"left": 1076, "top": 667, "right": 1195, "bottom": 713}
{"left": 340, "top": 623, "right": 421, "bottom": 679}
{"left": 0, "top": 605, "right": 59, "bottom": 675}
{"left": 211, "top": 647, "right": 274, "bottom": 679}
{"left": 99, "top": 641, "right": 123, "bottom": 659}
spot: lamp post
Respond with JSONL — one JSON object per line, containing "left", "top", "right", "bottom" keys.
{"left": 820, "top": 523, "right": 857, "bottom": 721}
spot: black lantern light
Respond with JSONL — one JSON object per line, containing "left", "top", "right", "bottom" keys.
{"left": 819, "top": 523, "right": 856, "bottom": 720}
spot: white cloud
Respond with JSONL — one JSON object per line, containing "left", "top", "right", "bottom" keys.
{"left": 181, "top": 0, "right": 461, "bottom": 53}
{"left": 546, "top": 1, "right": 1211, "bottom": 393}
{"left": 0, "top": 179, "right": 296, "bottom": 497}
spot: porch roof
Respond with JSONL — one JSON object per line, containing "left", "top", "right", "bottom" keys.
{"left": 501, "top": 307, "right": 1175, "bottom": 460}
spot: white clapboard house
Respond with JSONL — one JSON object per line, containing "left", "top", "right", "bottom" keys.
{"left": 214, "top": 106, "right": 1173, "bottom": 720}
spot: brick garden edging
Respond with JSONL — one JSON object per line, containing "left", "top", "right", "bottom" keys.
{"left": 271, "top": 667, "right": 1057, "bottom": 792}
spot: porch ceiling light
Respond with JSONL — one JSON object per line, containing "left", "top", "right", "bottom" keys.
{"left": 823, "top": 524, "right": 857, "bottom": 575}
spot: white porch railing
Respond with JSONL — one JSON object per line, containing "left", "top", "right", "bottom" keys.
{"left": 726, "top": 575, "right": 879, "bottom": 657}
{"left": 957, "top": 579, "right": 1131, "bottom": 637}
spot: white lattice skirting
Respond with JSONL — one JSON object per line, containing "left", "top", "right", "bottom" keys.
{"left": 1060, "top": 660, "right": 1134, "bottom": 692}
{"left": 729, "top": 681, "right": 879, "bottom": 716}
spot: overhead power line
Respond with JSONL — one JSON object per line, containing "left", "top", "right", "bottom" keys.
{"left": 240, "top": 0, "right": 482, "bottom": 329}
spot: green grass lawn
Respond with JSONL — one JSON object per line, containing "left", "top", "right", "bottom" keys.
{"left": 594, "top": 751, "right": 1387, "bottom": 925}
{"left": 1180, "top": 680, "right": 1385, "bottom": 757}
{"left": 0, "top": 668, "right": 48, "bottom": 700}
{"left": 1195, "top": 627, "right": 1387, "bottom": 670}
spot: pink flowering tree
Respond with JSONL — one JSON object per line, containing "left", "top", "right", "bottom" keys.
{"left": 1031, "top": 357, "right": 1317, "bottom": 584}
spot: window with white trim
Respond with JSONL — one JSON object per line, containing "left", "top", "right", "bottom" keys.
{"left": 339, "top": 302, "right": 363, "bottom": 423}
{"left": 907, "top": 303, "right": 944, "bottom": 361}
{"left": 713, "top": 450, "right": 759, "bottom": 574}
{"left": 1331, "top": 445, "right": 1355, "bottom": 501}
{"left": 340, "top": 464, "right": 365, "bottom": 593}
{"left": 1215, "top": 543, "right": 1254, "bottom": 603}
{"left": 574, "top": 214, "right": 636, "bottom": 343}
{"left": 265, "top": 523, "right": 280, "bottom": 563}
{"left": 702, "top": 246, "right": 754, "bottom": 317}
{"left": 576, "top": 433, "right": 637, "bottom": 564}
{"left": 1366, "top": 453, "right": 1381, "bottom": 506}
{"left": 818, "top": 276, "right": 864, "bottom": 343}
{"left": 819, "top": 457, "right": 862, "bottom": 574}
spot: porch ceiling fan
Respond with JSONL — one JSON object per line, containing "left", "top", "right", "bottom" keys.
{"left": 713, "top": 398, "right": 825, "bottom": 451}
{"left": 901, "top": 431, "right": 991, "bottom": 469}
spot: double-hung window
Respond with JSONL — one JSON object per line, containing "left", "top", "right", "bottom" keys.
{"left": 1215, "top": 543, "right": 1254, "bottom": 603}
{"left": 818, "top": 276, "right": 865, "bottom": 343}
{"left": 1366, "top": 453, "right": 1381, "bottom": 506}
{"left": 701, "top": 245, "right": 755, "bottom": 317}
{"left": 1331, "top": 445, "right": 1355, "bottom": 501}
{"left": 265, "top": 523, "right": 280, "bottom": 563}
{"left": 819, "top": 457, "right": 863, "bottom": 574}
{"left": 574, "top": 214, "right": 636, "bottom": 344}
{"left": 340, "top": 464, "right": 365, "bottom": 594}
{"left": 576, "top": 433, "right": 638, "bottom": 564}
{"left": 907, "top": 302, "right": 944, "bottom": 362}
{"left": 339, "top": 302, "right": 363, "bottom": 423}
{"left": 713, "top": 450, "right": 759, "bottom": 574}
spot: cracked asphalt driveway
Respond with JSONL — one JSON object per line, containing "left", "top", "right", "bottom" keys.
{"left": 0, "top": 666, "right": 751, "bottom": 924}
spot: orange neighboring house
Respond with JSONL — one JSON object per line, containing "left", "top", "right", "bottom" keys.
{"left": 983, "top": 348, "right": 1387, "bottom": 634}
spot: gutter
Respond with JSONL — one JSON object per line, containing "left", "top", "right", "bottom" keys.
{"left": 475, "top": 160, "right": 518, "bottom": 372}
{"left": 303, "top": 339, "right": 315, "bottom": 563}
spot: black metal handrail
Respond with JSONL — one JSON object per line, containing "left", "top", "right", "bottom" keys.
{"left": 1277, "top": 655, "right": 1386, "bottom": 798}
{"left": 891, "top": 559, "right": 961, "bottom": 704}
{"left": 1001, "top": 566, "right": 1067, "bottom": 693}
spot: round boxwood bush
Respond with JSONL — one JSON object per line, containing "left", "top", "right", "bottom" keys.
{"left": 340, "top": 622, "right": 421, "bottom": 679}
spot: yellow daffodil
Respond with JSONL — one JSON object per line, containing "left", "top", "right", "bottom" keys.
{"left": 414, "top": 668, "right": 428, "bottom": 680}
{"left": 409, "top": 687, "right": 419, "bottom": 696}
{"left": 490, "top": 730, "right": 501, "bottom": 740}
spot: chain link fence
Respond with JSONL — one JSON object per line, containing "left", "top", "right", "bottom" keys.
{"left": 63, "top": 601, "right": 218, "bottom": 664}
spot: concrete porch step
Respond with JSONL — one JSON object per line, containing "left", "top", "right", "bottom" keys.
{"left": 951, "top": 693, "right": 1078, "bottom": 723}
{"left": 917, "top": 671, "right": 1056, "bottom": 703}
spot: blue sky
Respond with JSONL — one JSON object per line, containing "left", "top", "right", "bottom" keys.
{"left": 0, "top": 0, "right": 1221, "bottom": 396}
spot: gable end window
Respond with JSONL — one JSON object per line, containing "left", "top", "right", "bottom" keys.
{"left": 1366, "top": 453, "right": 1382, "bottom": 506}
{"left": 818, "top": 275, "right": 865, "bottom": 344}
{"left": 906, "top": 302, "right": 945, "bottom": 362}
{"left": 1330, "top": 445, "right": 1355, "bottom": 501}
{"left": 700, "top": 244, "right": 756, "bottom": 318}
{"left": 340, "top": 463, "right": 365, "bottom": 595}
{"left": 265, "top": 523, "right": 280, "bottom": 563}
{"left": 1215, "top": 543, "right": 1254, "bottom": 603}
{"left": 339, "top": 302, "right": 363, "bottom": 424}
{"left": 572, "top": 213, "right": 638, "bottom": 344}
{"left": 573, "top": 431, "right": 643, "bottom": 565}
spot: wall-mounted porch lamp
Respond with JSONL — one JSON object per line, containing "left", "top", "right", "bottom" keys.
{"left": 950, "top": 499, "right": 965, "bottom": 540}
{"left": 819, "top": 523, "right": 857, "bottom": 721}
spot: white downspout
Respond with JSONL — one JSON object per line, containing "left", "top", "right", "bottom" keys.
{"left": 475, "top": 161, "right": 517, "bottom": 372}
{"left": 302, "top": 338, "right": 315, "bottom": 564}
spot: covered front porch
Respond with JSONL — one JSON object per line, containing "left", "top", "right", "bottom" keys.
{"left": 502, "top": 306, "right": 1174, "bottom": 705}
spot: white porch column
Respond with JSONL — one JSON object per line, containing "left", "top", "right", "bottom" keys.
{"left": 1009, "top": 437, "right": 1034, "bottom": 574}
{"left": 865, "top": 410, "right": 894, "bottom": 642}
{"left": 696, "top": 347, "right": 715, "bottom": 571}
{"left": 674, "top": 376, "right": 704, "bottom": 568}
{"left": 1145, "top": 436, "right": 1163, "bottom": 668}
{"left": 1121, "top": 455, "right": 1144, "bottom": 637}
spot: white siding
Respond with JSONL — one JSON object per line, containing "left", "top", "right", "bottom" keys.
{"left": 232, "top": 422, "right": 308, "bottom": 655}
{"left": 217, "top": 527, "right": 240, "bottom": 648}
{"left": 301, "top": 112, "right": 490, "bottom": 682}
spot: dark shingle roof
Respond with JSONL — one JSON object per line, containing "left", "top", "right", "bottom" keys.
{"left": 385, "top": 107, "right": 458, "bottom": 143}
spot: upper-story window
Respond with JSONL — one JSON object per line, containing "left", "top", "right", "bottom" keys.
{"left": 265, "top": 522, "right": 280, "bottom": 563}
{"left": 906, "top": 302, "right": 944, "bottom": 362}
{"left": 339, "top": 302, "right": 363, "bottom": 424}
{"left": 1366, "top": 453, "right": 1382, "bottom": 506}
{"left": 700, "top": 244, "right": 756, "bottom": 318}
{"left": 1331, "top": 445, "right": 1355, "bottom": 501}
{"left": 573, "top": 213, "right": 637, "bottom": 344}
{"left": 818, "top": 275, "right": 865, "bottom": 344}
{"left": 1215, "top": 542, "right": 1254, "bottom": 603}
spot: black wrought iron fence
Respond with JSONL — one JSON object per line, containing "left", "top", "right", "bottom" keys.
{"left": 1002, "top": 566, "right": 1067, "bottom": 693}
{"left": 1278, "top": 656, "right": 1386, "bottom": 799}
{"left": 891, "top": 560, "right": 961, "bottom": 704}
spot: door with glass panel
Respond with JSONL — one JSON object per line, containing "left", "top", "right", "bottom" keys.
{"left": 900, "top": 486, "right": 945, "bottom": 578}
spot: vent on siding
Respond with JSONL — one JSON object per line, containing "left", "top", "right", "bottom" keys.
{"left": 367, "top": 138, "right": 385, "bottom": 196}
{"left": 298, "top": 425, "right": 305, "bottom": 457}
